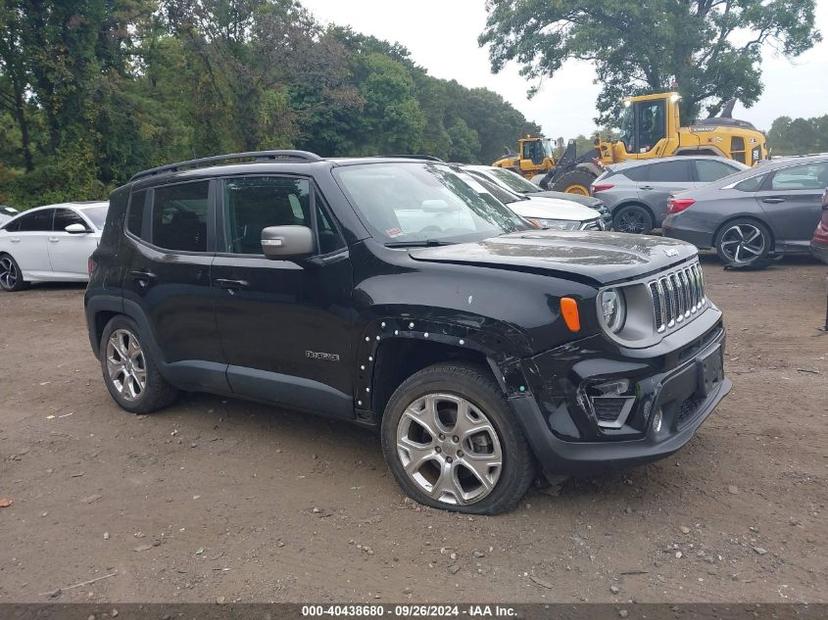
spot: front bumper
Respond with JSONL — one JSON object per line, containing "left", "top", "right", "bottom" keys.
{"left": 510, "top": 310, "right": 731, "bottom": 477}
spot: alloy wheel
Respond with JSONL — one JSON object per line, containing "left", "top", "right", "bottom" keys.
{"left": 719, "top": 224, "right": 766, "bottom": 265}
{"left": 396, "top": 393, "right": 502, "bottom": 506}
{"left": 0, "top": 256, "right": 18, "bottom": 290}
{"left": 105, "top": 329, "right": 147, "bottom": 401}
{"left": 616, "top": 208, "right": 650, "bottom": 233}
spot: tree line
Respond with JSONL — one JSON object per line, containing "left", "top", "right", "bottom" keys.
{"left": 767, "top": 115, "right": 828, "bottom": 156}
{"left": 0, "top": 0, "right": 539, "bottom": 209}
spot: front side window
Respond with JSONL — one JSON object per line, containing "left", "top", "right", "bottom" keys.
{"left": 223, "top": 176, "right": 310, "bottom": 254}
{"left": 770, "top": 162, "right": 828, "bottom": 191}
{"left": 82, "top": 205, "right": 108, "bottom": 229}
{"left": 53, "top": 208, "right": 86, "bottom": 231}
{"left": 334, "top": 163, "right": 526, "bottom": 244}
{"left": 695, "top": 160, "right": 740, "bottom": 183}
{"left": 152, "top": 181, "right": 209, "bottom": 252}
{"left": 17, "top": 209, "right": 54, "bottom": 232}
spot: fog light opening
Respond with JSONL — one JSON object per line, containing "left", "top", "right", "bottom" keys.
{"left": 653, "top": 408, "right": 663, "bottom": 433}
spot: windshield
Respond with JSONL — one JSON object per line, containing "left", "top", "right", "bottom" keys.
{"left": 484, "top": 168, "right": 540, "bottom": 194}
{"left": 462, "top": 172, "right": 522, "bottom": 204}
{"left": 619, "top": 104, "right": 635, "bottom": 153}
{"left": 334, "top": 163, "right": 527, "bottom": 244}
{"left": 82, "top": 205, "right": 108, "bottom": 229}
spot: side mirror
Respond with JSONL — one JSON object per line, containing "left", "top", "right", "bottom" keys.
{"left": 261, "top": 225, "right": 314, "bottom": 259}
{"left": 65, "top": 223, "right": 91, "bottom": 234}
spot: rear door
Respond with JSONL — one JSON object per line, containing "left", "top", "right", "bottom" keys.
{"left": 6, "top": 209, "right": 54, "bottom": 276}
{"left": 755, "top": 161, "right": 828, "bottom": 251}
{"left": 48, "top": 208, "right": 98, "bottom": 278}
{"left": 120, "top": 180, "right": 228, "bottom": 392}
{"left": 637, "top": 160, "right": 694, "bottom": 225}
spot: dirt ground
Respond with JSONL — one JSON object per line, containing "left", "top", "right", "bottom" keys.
{"left": 0, "top": 256, "right": 826, "bottom": 604}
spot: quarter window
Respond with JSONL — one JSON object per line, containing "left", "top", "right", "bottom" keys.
{"left": 734, "top": 174, "right": 766, "bottom": 192}
{"left": 222, "top": 176, "right": 310, "bottom": 255}
{"left": 152, "top": 182, "right": 209, "bottom": 252}
{"left": 17, "top": 209, "right": 54, "bottom": 232}
{"left": 127, "top": 190, "right": 147, "bottom": 238}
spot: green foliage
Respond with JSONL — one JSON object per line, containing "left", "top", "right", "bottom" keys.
{"left": 0, "top": 0, "right": 538, "bottom": 209}
{"left": 479, "top": 0, "right": 822, "bottom": 126}
{"left": 767, "top": 115, "right": 828, "bottom": 156}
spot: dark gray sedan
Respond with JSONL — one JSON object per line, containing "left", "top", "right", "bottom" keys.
{"left": 591, "top": 156, "right": 747, "bottom": 234}
{"left": 663, "top": 155, "right": 828, "bottom": 267}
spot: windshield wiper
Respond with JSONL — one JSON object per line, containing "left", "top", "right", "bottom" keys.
{"left": 384, "top": 239, "right": 455, "bottom": 248}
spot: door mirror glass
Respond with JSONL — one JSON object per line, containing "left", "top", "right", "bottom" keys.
{"left": 65, "top": 223, "right": 90, "bottom": 234}
{"left": 261, "top": 225, "right": 314, "bottom": 259}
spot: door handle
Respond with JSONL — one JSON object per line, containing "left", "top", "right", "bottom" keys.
{"left": 639, "top": 185, "right": 655, "bottom": 190}
{"left": 762, "top": 197, "right": 785, "bottom": 204}
{"left": 48, "top": 237, "right": 59, "bottom": 243}
{"left": 215, "top": 278, "right": 249, "bottom": 290}
{"left": 10, "top": 238, "right": 21, "bottom": 243}
{"left": 130, "top": 270, "right": 156, "bottom": 288}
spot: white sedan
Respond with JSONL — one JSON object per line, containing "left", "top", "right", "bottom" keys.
{"left": 0, "top": 201, "right": 108, "bottom": 292}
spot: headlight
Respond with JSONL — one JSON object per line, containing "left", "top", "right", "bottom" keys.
{"left": 527, "top": 217, "right": 580, "bottom": 230}
{"left": 599, "top": 288, "right": 626, "bottom": 333}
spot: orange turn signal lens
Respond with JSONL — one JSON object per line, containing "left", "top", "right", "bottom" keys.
{"left": 560, "top": 297, "right": 581, "bottom": 332}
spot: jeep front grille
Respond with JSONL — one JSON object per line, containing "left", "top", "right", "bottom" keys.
{"left": 648, "top": 262, "right": 706, "bottom": 332}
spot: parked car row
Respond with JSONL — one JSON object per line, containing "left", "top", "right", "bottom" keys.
{"left": 589, "top": 154, "right": 828, "bottom": 268}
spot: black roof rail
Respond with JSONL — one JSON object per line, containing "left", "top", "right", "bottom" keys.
{"left": 129, "top": 150, "right": 323, "bottom": 182}
{"left": 379, "top": 154, "right": 444, "bottom": 162}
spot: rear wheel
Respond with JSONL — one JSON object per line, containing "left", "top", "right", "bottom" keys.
{"left": 100, "top": 316, "right": 179, "bottom": 413}
{"left": 0, "top": 254, "right": 26, "bottom": 292}
{"left": 613, "top": 204, "right": 654, "bottom": 234}
{"left": 714, "top": 219, "right": 772, "bottom": 268}
{"left": 381, "top": 363, "right": 534, "bottom": 514}
{"left": 551, "top": 169, "right": 597, "bottom": 196}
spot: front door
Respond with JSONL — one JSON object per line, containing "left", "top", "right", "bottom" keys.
{"left": 211, "top": 175, "right": 354, "bottom": 418}
{"left": 756, "top": 161, "right": 828, "bottom": 251}
{"left": 48, "top": 208, "right": 98, "bottom": 279}
{"left": 120, "top": 181, "right": 227, "bottom": 392}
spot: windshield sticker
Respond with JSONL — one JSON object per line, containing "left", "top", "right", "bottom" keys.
{"left": 386, "top": 227, "right": 403, "bottom": 238}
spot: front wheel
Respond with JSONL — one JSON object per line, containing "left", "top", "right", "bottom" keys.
{"left": 714, "top": 219, "right": 772, "bottom": 268}
{"left": 381, "top": 363, "right": 534, "bottom": 514}
{"left": 550, "top": 168, "right": 597, "bottom": 195}
{"left": 0, "top": 254, "right": 27, "bottom": 292}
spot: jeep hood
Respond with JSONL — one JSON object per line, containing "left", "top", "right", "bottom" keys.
{"left": 409, "top": 231, "right": 697, "bottom": 285}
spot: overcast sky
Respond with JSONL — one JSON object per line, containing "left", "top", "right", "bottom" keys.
{"left": 301, "top": 0, "right": 828, "bottom": 138}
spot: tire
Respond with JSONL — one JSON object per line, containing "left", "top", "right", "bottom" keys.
{"left": 550, "top": 168, "right": 597, "bottom": 196}
{"left": 380, "top": 362, "right": 534, "bottom": 515}
{"left": 99, "top": 315, "right": 178, "bottom": 414}
{"left": 613, "top": 204, "right": 654, "bottom": 234}
{"left": 714, "top": 218, "right": 772, "bottom": 268}
{"left": 0, "top": 253, "right": 27, "bottom": 292}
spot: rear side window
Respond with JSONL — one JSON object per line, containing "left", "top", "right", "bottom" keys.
{"left": 770, "top": 162, "right": 828, "bottom": 191}
{"left": 647, "top": 160, "right": 693, "bottom": 182}
{"left": 222, "top": 176, "right": 310, "bottom": 254}
{"left": 695, "top": 160, "right": 739, "bottom": 183}
{"left": 152, "top": 182, "right": 209, "bottom": 252}
{"left": 17, "top": 209, "right": 54, "bottom": 231}
{"left": 53, "top": 208, "right": 85, "bottom": 231}
{"left": 127, "top": 190, "right": 147, "bottom": 237}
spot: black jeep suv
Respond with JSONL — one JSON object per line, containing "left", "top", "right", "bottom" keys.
{"left": 85, "top": 150, "right": 731, "bottom": 514}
